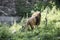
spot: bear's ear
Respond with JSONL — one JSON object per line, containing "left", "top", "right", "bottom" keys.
{"left": 31, "top": 10, "right": 35, "bottom": 13}
{"left": 36, "top": 11, "right": 40, "bottom": 13}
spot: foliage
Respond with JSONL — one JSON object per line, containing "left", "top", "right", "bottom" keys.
{"left": 0, "top": 27, "right": 11, "bottom": 40}
{"left": 16, "top": 0, "right": 33, "bottom": 17}
{"left": 0, "top": 21, "right": 60, "bottom": 40}
{"left": 16, "top": 0, "right": 55, "bottom": 17}
{"left": 0, "top": 0, "right": 60, "bottom": 40}
{"left": 0, "top": 6, "right": 60, "bottom": 40}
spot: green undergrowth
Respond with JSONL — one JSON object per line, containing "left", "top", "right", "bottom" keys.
{"left": 0, "top": 4, "right": 60, "bottom": 40}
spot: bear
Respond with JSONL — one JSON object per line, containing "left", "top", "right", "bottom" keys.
{"left": 22, "top": 11, "right": 41, "bottom": 30}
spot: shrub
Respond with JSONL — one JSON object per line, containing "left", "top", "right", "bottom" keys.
{"left": 0, "top": 27, "right": 11, "bottom": 40}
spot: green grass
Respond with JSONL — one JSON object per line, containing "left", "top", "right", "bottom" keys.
{"left": 0, "top": 5, "right": 60, "bottom": 40}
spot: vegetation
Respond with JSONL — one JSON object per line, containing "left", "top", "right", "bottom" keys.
{"left": 0, "top": 0, "right": 60, "bottom": 40}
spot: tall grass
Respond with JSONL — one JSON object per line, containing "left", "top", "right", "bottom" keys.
{"left": 0, "top": 5, "right": 60, "bottom": 40}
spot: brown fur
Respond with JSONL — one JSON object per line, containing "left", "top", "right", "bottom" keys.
{"left": 32, "top": 11, "right": 41, "bottom": 25}
{"left": 25, "top": 11, "right": 41, "bottom": 30}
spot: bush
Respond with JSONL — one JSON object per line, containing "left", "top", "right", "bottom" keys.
{"left": 0, "top": 27, "right": 11, "bottom": 40}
